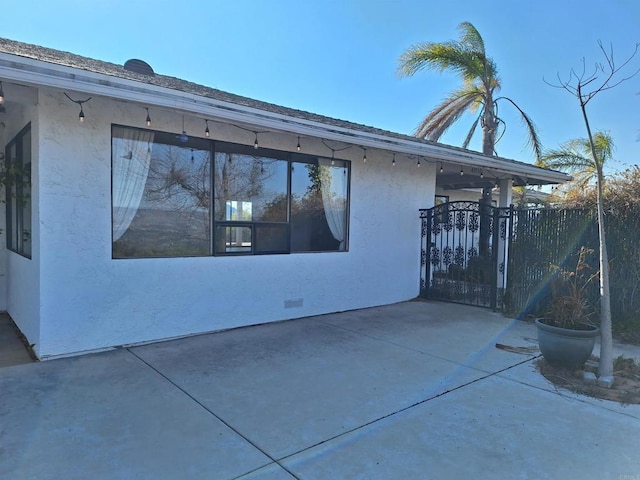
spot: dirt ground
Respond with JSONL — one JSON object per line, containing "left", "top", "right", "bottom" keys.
{"left": 537, "top": 356, "right": 640, "bottom": 405}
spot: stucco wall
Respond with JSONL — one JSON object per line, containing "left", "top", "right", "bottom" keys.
{"left": 3, "top": 87, "right": 41, "bottom": 353}
{"left": 35, "top": 88, "right": 435, "bottom": 358}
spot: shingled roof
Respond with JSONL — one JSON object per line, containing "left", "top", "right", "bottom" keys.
{"left": 0, "top": 36, "right": 429, "bottom": 144}
{"left": 0, "top": 36, "right": 571, "bottom": 187}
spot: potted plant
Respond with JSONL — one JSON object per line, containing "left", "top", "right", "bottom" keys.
{"left": 535, "top": 247, "right": 600, "bottom": 368}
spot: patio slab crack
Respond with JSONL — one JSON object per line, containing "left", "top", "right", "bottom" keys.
{"left": 274, "top": 354, "right": 538, "bottom": 464}
{"left": 126, "top": 348, "right": 301, "bottom": 480}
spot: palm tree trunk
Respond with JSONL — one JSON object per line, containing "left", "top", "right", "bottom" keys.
{"left": 482, "top": 95, "right": 497, "bottom": 156}
{"left": 479, "top": 93, "right": 497, "bottom": 257}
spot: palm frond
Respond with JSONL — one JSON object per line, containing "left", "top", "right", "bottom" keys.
{"left": 539, "top": 131, "right": 614, "bottom": 173}
{"left": 397, "top": 22, "right": 497, "bottom": 86}
{"left": 462, "top": 115, "right": 481, "bottom": 149}
{"left": 496, "top": 96, "right": 543, "bottom": 160}
{"left": 592, "top": 131, "right": 614, "bottom": 167}
{"left": 414, "top": 88, "right": 483, "bottom": 140}
{"left": 397, "top": 41, "right": 488, "bottom": 84}
{"left": 538, "top": 148, "right": 595, "bottom": 172}
{"left": 457, "top": 21, "right": 499, "bottom": 82}
{"left": 458, "top": 22, "right": 485, "bottom": 54}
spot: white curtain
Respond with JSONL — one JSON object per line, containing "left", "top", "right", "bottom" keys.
{"left": 112, "top": 127, "right": 154, "bottom": 241}
{"left": 317, "top": 158, "right": 346, "bottom": 249}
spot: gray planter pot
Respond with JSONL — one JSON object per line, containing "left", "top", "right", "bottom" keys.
{"left": 535, "top": 318, "right": 600, "bottom": 368}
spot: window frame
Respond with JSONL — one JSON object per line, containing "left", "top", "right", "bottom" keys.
{"left": 5, "top": 122, "right": 32, "bottom": 259}
{"left": 212, "top": 141, "right": 292, "bottom": 256}
{"left": 111, "top": 125, "right": 351, "bottom": 258}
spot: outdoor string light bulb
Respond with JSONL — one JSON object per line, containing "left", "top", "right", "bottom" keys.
{"left": 64, "top": 93, "right": 91, "bottom": 123}
{"left": 460, "top": 167, "right": 464, "bottom": 176}
{"left": 254, "top": 132, "right": 259, "bottom": 149}
{"left": 205, "top": 119, "right": 210, "bottom": 137}
{"left": 145, "top": 108, "right": 151, "bottom": 127}
{"left": 321, "top": 139, "right": 351, "bottom": 163}
{"left": 440, "top": 163, "right": 444, "bottom": 173}
{"left": 0, "top": 81, "right": 4, "bottom": 104}
{"left": 362, "top": 148, "right": 367, "bottom": 163}
{"left": 392, "top": 153, "right": 396, "bottom": 166}
{"left": 296, "top": 136, "right": 301, "bottom": 152}
{"left": 417, "top": 158, "right": 421, "bottom": 167}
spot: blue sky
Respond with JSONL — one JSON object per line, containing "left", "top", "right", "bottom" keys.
{"left": 4, "top": 0, "right": 639, "bottom": 172}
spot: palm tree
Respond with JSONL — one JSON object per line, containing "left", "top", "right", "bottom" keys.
{"left": 397, "top": 21, "right": 541, "bottom": 159}
{"left": 537, "top": 131, "right": 614, "bottom": 189}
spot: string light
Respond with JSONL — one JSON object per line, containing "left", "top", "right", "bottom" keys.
{"left": 145, "top": 108, "right": 151, "bottom": 127}
{"left": 205, "top": 119, "right": 210, "bottom": 137}
{"left": 296, "top": 136, "right": 301, "bottom": 152}
{"left": 392, "top": 153, "right": 396, "bottom": 166}
{"left": 440, "top": 163, "right": 444, "bottom": 173}
{"left": 321, "top": 140, "right": 351, "bottom": 164}
{"left": 254, "top": 132, "right": 259, "bottom": 149}
{"left": 64, "top": 93, "right": 91, "bottom": 123}
{"left": 361, "top": 147, "right": 367, "bottom": 163}
{"left": 480, "top": 170, "right": 484, "bottom": 178}
{"left": 0, "top": 81, "right": 4, "bottom": 104}
{"left": 417, "top": 157, "right": 421, "bottom": 168}
{"left": 460, "top": 167, "right": 464, "bottom": 176}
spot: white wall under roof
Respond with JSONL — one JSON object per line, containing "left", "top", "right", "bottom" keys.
{"left": 28, "top": 88, "right": 435, "bottom": 358}
{"left": 2, "top": 86, "right": 41, "bottom": 353}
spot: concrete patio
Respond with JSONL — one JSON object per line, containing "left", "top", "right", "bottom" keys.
{"left": 1, "top": 301, "right": 639, "bottom": 479}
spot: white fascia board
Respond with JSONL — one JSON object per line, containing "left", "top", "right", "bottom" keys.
{"left": 0, "top": 53, "right": 569, "bottom": 184}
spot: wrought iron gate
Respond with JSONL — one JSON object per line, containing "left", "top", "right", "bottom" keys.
{"left": 420, "top": 201, "right": 511, "bottom": 309}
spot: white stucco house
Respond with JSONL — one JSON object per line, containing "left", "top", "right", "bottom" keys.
{"left": 0, "top": 37, "right": 569, "bottom": 359}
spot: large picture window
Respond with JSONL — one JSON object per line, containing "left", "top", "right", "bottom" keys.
{"left": 112, "top": 127, "right": 211, "bottom": 258}
{"left": 111, "top": 126, "right": 350, "bottom": 258}
{"left": 6, "top": 123, "right": 32, "bottom": 258}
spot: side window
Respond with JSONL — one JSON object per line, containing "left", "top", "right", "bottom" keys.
{"left": 6, "top": 123, "right": 32, "bottom": 258}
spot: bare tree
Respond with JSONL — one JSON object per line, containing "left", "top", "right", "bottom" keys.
{"left": 546, "top": 41, "right": 640, "bottom": 384}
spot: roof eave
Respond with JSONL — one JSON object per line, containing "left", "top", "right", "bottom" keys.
{"left": 0, "top": 51, "right": 570, "bottom": 185}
